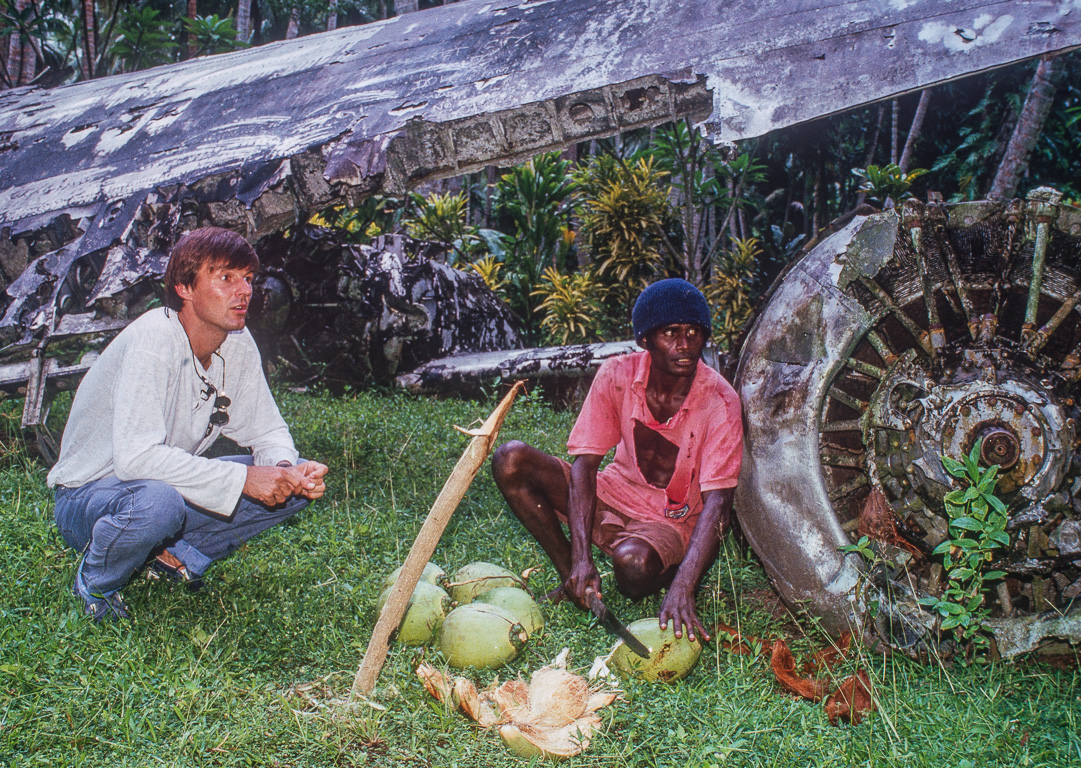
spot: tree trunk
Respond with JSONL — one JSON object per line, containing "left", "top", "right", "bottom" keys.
{"left": 898, "top": 88, "right": 931, "bottom": 173}
{"left": 236, "top": 0, "right": 252, "bottom": 41}
{"left": 185, "top": 0, "right": 198, "bottom": 59}
{"left": 326, "top": 0, "right": 338, "bottom": 31}
{"left": 81, "top": 0, "right": 97, "bottom": 79}
{"left": 285, "top": 6, "right": 301, "bottom": 39}
{"left": 988, "top": 55, "right": 1065, "bottom": 200}
{"left": 855, "top": 104, "right": 885, "bottom": 207}
{"left": 890, "top": 98, "right": 899, "bottom": 165}
{"left": 5, "top": 32, "right": 20, "bottom": 88}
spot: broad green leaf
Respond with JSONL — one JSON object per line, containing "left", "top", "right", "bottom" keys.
{"left": 941, "top": 616, "right": 962, "bottom": 630}
{"left": 932, "top": 541, "right": 953, "bottom": 556}
{"left": 965, "top": 440, "right": 982, "bottom": 480}
{"left": 987, "top": 495, "right": 1007, "bottom": 514}
{"left": 950, "top": 516, "right": 983, "bottom": 531}
{"left": 951, "top": 567, "right": 975, "bottom": 581}
{"left": 988, "top": 532, "right": 1011, "bottom": 547}
{"left": 941, "top": 456, "right": 967, "bottom": 478}
{"left": 983, "top": 570, "right": 1007, "bottom": 581}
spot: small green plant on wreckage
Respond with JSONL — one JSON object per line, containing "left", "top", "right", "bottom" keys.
{"left": 918, "top": 439, "right": 1010, "bottom": 651}
{"left": 851, "top": 163, "right": 928, "bottom": 208}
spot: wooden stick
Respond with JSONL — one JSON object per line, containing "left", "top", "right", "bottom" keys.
{"left": 350, "top": 381, "right": 526, "bottom": 699}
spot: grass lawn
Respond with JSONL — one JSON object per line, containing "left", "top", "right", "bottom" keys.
{"left": 1, "top": 387, "right": 1078, "bottom": 767}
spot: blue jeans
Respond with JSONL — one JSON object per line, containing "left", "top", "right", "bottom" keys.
{"left": 53, "top": 456, "right": 309, "bottom": 596}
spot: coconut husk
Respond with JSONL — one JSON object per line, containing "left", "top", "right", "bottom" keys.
{"left": 857, "top": 488, "right": 922, "bottom": 556}
{"left": 769, "top": 639, "right": 831, "bottom": 702}
{"left": 499, "top": 716, "right": 603, "bottom": 761}
{"left": 415, "top": 660, "right": 617, "bottom": 759}
{"left": 802, "top": 631, "right": 852, "bottom": 675}
{"left": 824, "top": 669, "right": 875, "bottom": 725}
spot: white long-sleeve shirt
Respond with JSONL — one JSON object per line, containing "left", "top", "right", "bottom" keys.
{"left": 48, "top": 308, "right": 298, "bottom": 516}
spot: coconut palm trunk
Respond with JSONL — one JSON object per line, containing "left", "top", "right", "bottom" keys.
{"left": 80, "top": 0, "right": 97, "bottom": 79}
{"left": 285, "top": 6, "right": 301, "bottom": 39}
{"left": 4, "top": 32, "right": 20, "bottom": 88}
{"left": 988, "top": 55, "right": 1065, "bottom": 200}
{"left": 186, "top": 0, "right": 198, "bottom": 58}
{"left": 236, "top": 0, "right": 252, "bottom": 41}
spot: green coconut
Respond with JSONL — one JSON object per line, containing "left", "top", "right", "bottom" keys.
{"left": 609, "top": 618, "right": 703, "bottom": 683}
{"left": 445, "top": 562, "right": 525, "bottom": 605}
{"left": 475, "top": 586, "right": 544, "bottom": 637}
{"left": 381, "top": 561, "right": 447, "bottom": 592}
{"left": 376, "top": 581, "right": 451, "bottom": 646}
{"left": 437, "top": 603, "right": 529, "bottom": 669}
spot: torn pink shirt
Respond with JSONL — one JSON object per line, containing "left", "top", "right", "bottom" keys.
{"left": 567, "top": 351, "right": 743, "bottom": 548}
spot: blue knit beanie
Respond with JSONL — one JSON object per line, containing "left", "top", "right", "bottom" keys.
{"left": 632, "top": 278, "right": 712, "bottom": 341}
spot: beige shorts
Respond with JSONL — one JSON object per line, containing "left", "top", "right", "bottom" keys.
{"left": 555, "top": 459, "right": 687, "bottom": 571}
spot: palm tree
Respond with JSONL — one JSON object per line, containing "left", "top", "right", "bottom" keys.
{"left": 236, "top": 0, "right": 252, "bottom": 41}
{"left": 81, "top": 0, "right": 97, "bottom": 78}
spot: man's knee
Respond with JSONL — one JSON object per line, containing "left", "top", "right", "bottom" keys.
{"left": 611, "top": 539, "right": 666, "bottom": 599}
{"left": 491, "top": 440, "right": 530, "bottom": 489}
{"left": 121, "top": 480, "right": 187, "bottom": 535}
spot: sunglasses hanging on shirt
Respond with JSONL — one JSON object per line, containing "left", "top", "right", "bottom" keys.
{"left": 190, "top": 347, "right": 230, "bottom": 437}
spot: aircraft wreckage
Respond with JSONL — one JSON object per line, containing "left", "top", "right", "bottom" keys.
{"left": 1, "top": 0, "right": 1080, "bottom": 657}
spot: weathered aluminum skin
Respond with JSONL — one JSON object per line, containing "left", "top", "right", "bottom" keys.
{"left": 735, "top": 216, "right": 887, "bottom": 635}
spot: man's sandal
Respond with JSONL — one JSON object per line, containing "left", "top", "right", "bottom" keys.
{"left": 148, "top": 551, "right": 204, "bottom": 592}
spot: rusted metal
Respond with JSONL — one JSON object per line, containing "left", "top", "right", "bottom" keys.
{"left": 736, "top": 188, "right": 1081, "bottom": 654}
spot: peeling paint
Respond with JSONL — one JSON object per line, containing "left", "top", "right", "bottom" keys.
{"left": 918, "top": 15, "right": 1014, "bottom": 52}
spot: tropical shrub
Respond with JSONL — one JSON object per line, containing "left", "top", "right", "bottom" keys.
{"left": 705, "top": 237, "right": 761, "bottom": 352}
{"left": 531, "top": 267, "right": 606, "bottom": 345}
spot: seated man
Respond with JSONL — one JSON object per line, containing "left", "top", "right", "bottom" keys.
{"left": 493, "top": 279, "right": 742, "bottom": 642}
{"left": 48, "top": 227, "right": 329, "bottom": 621}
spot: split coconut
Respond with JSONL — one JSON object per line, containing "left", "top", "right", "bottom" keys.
{"left": 609, "top": 618, "right": 702, "bottom": 683}
{"left": 375, "top": 580, "right": 452, "bottom": 646}
{"left": 444, "top": 561, "right": 525, "bottom": 604}
{"left": 437, "top": 603, "right": 529, "bottom": 669}
{"left": 475, "top": 587, "right": 544, "bottom": 637}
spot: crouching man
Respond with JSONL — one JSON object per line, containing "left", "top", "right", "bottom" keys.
{"left": 492, "top": 279, "right": 742, "bottom": 642}
{"left": 48, "top": 227, "right": 329, "bottom": 621}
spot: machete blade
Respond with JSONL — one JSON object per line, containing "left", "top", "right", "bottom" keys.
{"left": 587, "top": 591, "right": 651, "bottom": 658}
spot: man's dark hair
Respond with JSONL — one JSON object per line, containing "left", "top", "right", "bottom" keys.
{"left": 163, "top": 227, "right": 260, "bottom": 311}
